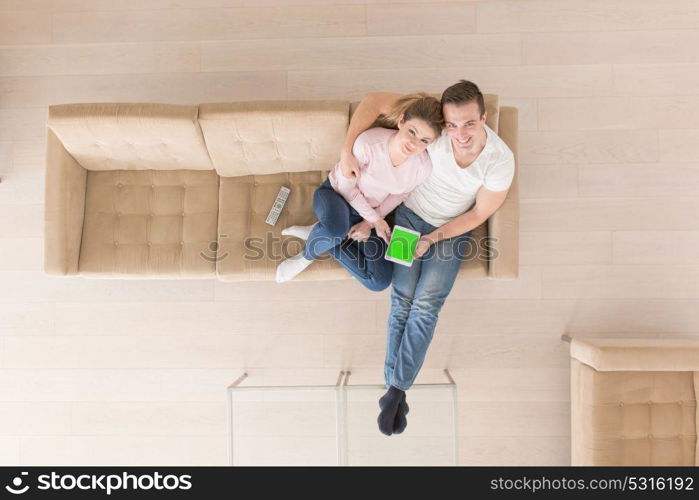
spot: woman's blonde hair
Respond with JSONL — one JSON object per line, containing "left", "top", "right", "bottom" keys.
{"left": 373, "top": 92, "right": 444, "bottom": 138}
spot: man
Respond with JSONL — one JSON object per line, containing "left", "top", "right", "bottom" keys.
{"left": 339, "top": 80, "right": 515, "bottom": 436}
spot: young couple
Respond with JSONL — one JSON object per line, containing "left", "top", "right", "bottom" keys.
{"left": 276, "top": 80, "right": 515, "bottom": 436}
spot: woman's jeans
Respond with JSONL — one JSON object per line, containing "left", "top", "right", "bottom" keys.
{"left": 302, "top": 178, "right": 393, "bottom": 292}
{"left": 384, "top": 203, "right": 473, "bottom": 391}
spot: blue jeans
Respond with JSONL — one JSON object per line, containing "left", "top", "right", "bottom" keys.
{"left": 302, "top": 178, "right": 393, "bottom": 292}
{"left": 384, "top": 203, "right": 473, "bottom": 390}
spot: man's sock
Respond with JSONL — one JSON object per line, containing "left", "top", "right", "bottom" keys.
{"left": 377, "top": 385, "right": 405, "bottom": 436}
{"left": 275, "top": 252, "right": 313, "bottom": 283}
{"left": 281, "top": 223, "right": 317, "bottom": 241}
{"left": 393, "top": 395, "right": 409, "bottom": 434}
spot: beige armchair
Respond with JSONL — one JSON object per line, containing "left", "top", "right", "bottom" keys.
{"left": 567, "top": 335, "right": 699, "bottom": 465}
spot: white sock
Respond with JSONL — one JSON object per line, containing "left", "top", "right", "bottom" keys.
{"left": 281, "top": 222, "right": 317, "bottom": 241}
{"left": 275, "top": 252, "right": 314, "bottom": 283}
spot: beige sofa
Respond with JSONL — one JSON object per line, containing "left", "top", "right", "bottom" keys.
{"left": 568, "top": 336, "right": 699, "bottom": 465}
{"left": 44, "top": 96, "right": 519, "bottom": 281}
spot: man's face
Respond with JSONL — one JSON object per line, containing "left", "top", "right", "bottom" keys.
{"left": 443, "top": 101, "right": 486, "bottom": 153}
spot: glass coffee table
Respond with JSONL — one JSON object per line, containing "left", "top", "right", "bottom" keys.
{"left": 227, "top": 370, "right": 458, "bottom": 466}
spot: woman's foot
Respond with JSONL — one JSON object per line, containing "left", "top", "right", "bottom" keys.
{"left": 281, "top": 222, "right": 317, "bottom": 240}
{"left": 275, "top": 252, "right": 313, "bottom": 283}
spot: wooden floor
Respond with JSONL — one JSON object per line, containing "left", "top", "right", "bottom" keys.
{"left": 1, "top": 0, "right": 699, "bottom": 465}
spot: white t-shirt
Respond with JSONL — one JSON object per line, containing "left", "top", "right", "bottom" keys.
{"left": 403, "top": 123, "right": 515, "bottom": 227}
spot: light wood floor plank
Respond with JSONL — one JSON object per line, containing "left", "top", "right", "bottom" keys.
{"left": 519, "top": 165, "right": 578, "bottom": 198}
{"left": 477, "top": 0, "right": 699, "bottom": 33}
{"left": 521, "top": 198, "right": 699, "bottom": 231}
{"left": 366, "top": 2, "right": 476, "bottom": 35}
{"left": 542, "top": 265, "right": 699, "bottom": 299}
{"left": 524, "top": 29, "right": 699, "bottom": 65}
{"left": 51, "top": 5, "right": 366, "bottom": 43}
{"left": 0, "top": 72, "right": 287, "bottom": 107}
{"left": 3, "top": 334, "right": 324, "bottom": 368}
{"left": 20, "top": 436, "right": 227, "bottom": 465}
{"left": 613, "top": 231, "right": 699, "bottom": 265}
{"left": 459, "top": 436, "right": 570, "bottom": 466}
{"left": 538, "top": 96, "right": 699, "bottom": 131}
{"left": 288, "top": 65, "right": 613, "bottom": 99}
{"left": 520, "top": 130, "right": 658, "bottom": 165}
{"left": 202, "top": 34, "right": 520, "bottom": 72}
{"left": 0, "top": 11, "right": 51, "bottom": 44}
{"left": 54, "top": 300, "right": 377, "bottom": 336}
{"left": 614, "top": 63, "right": 699, "bottom": 96}
{"left": 0, "top": 42, "right": 200, "bottom": 77}
{"left": 578, "top": 164, "right": 699, "bottom": 197}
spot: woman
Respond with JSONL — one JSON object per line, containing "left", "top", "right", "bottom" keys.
{"left": 275, "top": 93, "right": 444, "bottom": 291}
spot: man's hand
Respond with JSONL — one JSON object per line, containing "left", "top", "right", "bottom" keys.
{"left": 373, "top": 218, "right": 391, "bottom": 244}
{"left": 339, "top": 150, "right": 361, "bottom": 179}
{"left": 347, "top": 220, "right": 372, "bottom": 242}
{"left": 413, "top": 235, "right": 435, "bottom": 259}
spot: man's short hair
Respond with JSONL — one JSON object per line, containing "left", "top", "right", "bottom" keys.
{"left": 441, "top": 80, "right": 486, "bottom": 119}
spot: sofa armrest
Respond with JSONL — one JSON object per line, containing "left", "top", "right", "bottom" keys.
{"left": 488, "top": 105, "right": 519, "bottom": 280}
{"left": 570, "top": 336, "right": 699, "bottom": 372}
{"left": 44, "top": 128, "right": 87, "bottom": 275}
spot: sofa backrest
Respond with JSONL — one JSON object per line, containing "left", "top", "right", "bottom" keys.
{"left": 198, "top": 100, "right": 348, "bottom": 177}
{"left": 47, "top": 103, "right": 214, "bottom": 172}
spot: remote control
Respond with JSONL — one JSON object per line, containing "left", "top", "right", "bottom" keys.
{"left": 265, "top": 186, "right": 291, "bottom": 226}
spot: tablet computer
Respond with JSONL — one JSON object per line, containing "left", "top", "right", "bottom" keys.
{"left": 385, "top": 224, "right": 421, "bottom": 267}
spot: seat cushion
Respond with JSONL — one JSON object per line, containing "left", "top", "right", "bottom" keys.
{"left": 216, "top": 170, "right": 350, "bottom": 281}
{"left": 78, "top": 169, "right": 219, "bottom": 277}
{"left": 571, "top": 360, "right": 697, "bottom": 466}
{"left": 48, "top": 103, "right": 214, "bottom": 172}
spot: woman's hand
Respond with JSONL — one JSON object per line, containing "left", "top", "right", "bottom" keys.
{"left": 413, "top": 235, "right": 434, "bottom": 259}
{"left": 339, "top": 150, "right": 361, "bottom": 179}
{"left": 373, "top": 218, "right": 391, "bottom": 244}
{"left": 347, "top": 220, "right": 372, "bottom": 242}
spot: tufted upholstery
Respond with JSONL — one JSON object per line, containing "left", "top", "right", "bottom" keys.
{"left": 198, "top": 100, "right": 348, "bottom": 177}
{"left": 48, "top": 103, "right": 213, "bottom": 172}
{"left": 217, "top": 170, "right": 347, "bottom": 281}
{"left": 79, "top": 169, "right": 219, "bottom": 277}
{"left": 44, "top": 97, "right": 519, "bottom": 282}
{"left": 569, "top": 337, "right": 699, "bottom": 466}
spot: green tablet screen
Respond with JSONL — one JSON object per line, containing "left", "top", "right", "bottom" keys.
{"left": 386, "top": 227, "right": 420, "bottom": 263}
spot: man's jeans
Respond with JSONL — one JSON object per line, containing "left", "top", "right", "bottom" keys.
{"left": 384, "top": 203, "right": 473, "bottom": 390}
{"left": 302, "top": 178, "right": 393, "bottom": 292}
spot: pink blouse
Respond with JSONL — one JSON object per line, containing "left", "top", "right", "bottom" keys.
{"left": 328, "top": 127, "right": 432, "bottom": 224}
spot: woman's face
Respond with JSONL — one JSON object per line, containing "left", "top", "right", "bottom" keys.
{"left": 395, "top": 116, "right": 439, "bottom": 156}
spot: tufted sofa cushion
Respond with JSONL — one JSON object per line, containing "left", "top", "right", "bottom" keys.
{"left": 48, "top": 103, "right": 214, "bottom": 172}
{"left": 198, "top": 100, "right": 348, "bottom": 177}
{"left": 216, "top": 170, "right": 353, "bottom": 281}
{"left": 78, "top": 169, "right": 220, "bottom": 277}
{"left": 571, "top": 360, "right": 697, "bottom": 465}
